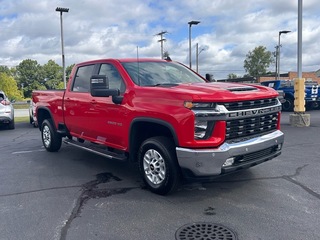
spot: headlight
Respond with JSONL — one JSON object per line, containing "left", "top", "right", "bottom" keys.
{"left": 195, "top": 120, "right": 208, "bottom": 139}
{"left": 184, "top": 101, "right": 218, "bottom": 140}
{"left": 194, "top": 119, "right": 215, "bottom": 140}
{"left": 184, "top": 101, "right": 216, "bottom": 109}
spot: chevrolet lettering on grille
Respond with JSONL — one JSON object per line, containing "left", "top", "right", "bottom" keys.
{"left": 228, "top": 106, "right": 282, "bottom": 118}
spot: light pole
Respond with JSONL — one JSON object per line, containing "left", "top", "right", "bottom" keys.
{"left": 188, "top": 20, "right": 200, "bottom": 69}
{"left": 196, "top": 43, "right": 206, "bottom": 73}
{"left": 277, "top": 30, "right": 291, "bottom": 79}
{"left": 56, "top": 7, "right": 69, "bottom": 89}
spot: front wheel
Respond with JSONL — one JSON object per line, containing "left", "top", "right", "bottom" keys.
{"left": 282, "top": 98, "right": 294, "bottom": 111}
{"left": 41, "top": 119, "right": 62, "bottom": 152}
{"left": 138, "top": 136, "right": 180, "bottom": 195}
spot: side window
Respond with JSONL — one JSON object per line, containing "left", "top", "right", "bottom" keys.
{"left": 98, "top": 64, "right": 125, "bottom": 93}
{"left": 72, "top": 64, "right": 95, "bottom": 92}
{"left": 268, "top": 83, "right": 275, "bottom": 88}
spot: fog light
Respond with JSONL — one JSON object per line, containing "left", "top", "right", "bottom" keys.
{"left": 276, "top": 144, "right": 282, "bottom": 151}
{"left": 223, "top": 157, "right": 235, "bottom": 167}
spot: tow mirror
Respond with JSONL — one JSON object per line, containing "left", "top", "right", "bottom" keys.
{"left": 205, "top": 73, "right": 216, "bottom": 82}
{"left": 90, "top": 75, "right": 119, "bottom": 97}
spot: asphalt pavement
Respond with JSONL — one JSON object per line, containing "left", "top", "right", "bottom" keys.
{"left": 0, "top": 111, "right": 319, "bottom": 240}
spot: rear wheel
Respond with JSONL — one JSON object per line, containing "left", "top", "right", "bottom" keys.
{"left": 41, "top": 119, "right": 62, "bottom": 152}
{"left": 138, "top": 136, "right": 180, "bottom": 195}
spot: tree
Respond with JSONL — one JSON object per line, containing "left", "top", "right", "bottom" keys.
{"left": 66, "top": 64, "right": 75, "bottom": 84}
{"left": 243, "top": 46, "right": 273, "bottom": 78}
{"left": 42, "top": 60, "right": 63, "bottom": 89}
{"left": 0, "top": 73, "right": 22, "bottom": 101}
{"left": 0, "top": 66, "right": 12, "bottom": 76}
{"left": 228, "top": 73, "right": 238, "bottom": 79}
{"left": 16, "top": 59, "right": 45, "bottom": 98}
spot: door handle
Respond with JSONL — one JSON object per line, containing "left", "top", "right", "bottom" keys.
{"left": 91, "top": 100, "right": 97, "bottom": 104}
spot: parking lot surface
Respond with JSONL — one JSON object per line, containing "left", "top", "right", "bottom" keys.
{"left": 0, "top": 111, "right": 320, "bottom": 240}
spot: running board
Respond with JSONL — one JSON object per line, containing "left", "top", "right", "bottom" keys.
{"left": 63, "top": 139, "right": 127, "bottom": 161}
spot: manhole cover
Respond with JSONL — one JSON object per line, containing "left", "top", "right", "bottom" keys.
{"left": 175, "top": 222, "right": 237, "bottom": 240}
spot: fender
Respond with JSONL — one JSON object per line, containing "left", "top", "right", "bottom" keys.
{"left": 36, "top": 106, "right": 56, "bottom": 130}
{"left": 129, "top": 117, "right": 179, "bottom": 146}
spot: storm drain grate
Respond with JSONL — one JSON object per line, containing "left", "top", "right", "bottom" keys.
{"left": 175, "top": 222, "right": 237, "bottom": 240}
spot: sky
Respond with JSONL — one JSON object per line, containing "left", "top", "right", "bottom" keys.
{"left": 0, "top": 0, "right": 319, "bottom": 79}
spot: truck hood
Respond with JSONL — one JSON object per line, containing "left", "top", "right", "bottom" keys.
{"left": 159, "top": 82, "right": 278, "bottom": 101}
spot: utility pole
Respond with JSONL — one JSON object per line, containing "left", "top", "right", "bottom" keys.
{"left": 156, "top": 31, "right": 167, "bottom": 59}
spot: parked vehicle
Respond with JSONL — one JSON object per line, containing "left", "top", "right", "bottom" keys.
{"left": 32, "top": 58, "right": 284, "bottom": 195}
{"left": 261, "top": 80, "right": 320, "bottom": 111}
{"left": 0, "top": 90, "right": 15, "bottom": 129}
{"left": 27, "top": 100, "right": 38, "bottom": 127}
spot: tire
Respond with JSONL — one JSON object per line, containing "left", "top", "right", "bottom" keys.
{"left": 310, "top": 102, "right": 319, "bottom": 110}
{"left": 8, "top": 119, "right": 15, "bottom": 130}
{"left": 41, "top": 119, "right": 62, "bottom": 152}
{"left": 282, "top": 98, "right": 294, "bottom": 111}
{"left": 138, "top": 136, "right": 180, "bottom": 195}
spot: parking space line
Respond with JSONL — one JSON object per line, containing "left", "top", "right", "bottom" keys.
{"left": 12, "top": 149, "right": 46, "bottom": 154}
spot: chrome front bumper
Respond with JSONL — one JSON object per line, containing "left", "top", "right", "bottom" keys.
{"left": 176, "top": 130, "right": 284, "bottom": 178}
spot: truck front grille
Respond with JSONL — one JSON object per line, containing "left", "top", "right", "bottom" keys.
{"left": 225, "top": 112, "right": 279, "bottom": 140}
{"left": 223, "top": 98, "right": 278, "bottom": 111}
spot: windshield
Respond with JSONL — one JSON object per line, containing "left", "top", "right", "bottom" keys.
{"left": 121, "top": 61, "right": 205, "bottom": 86}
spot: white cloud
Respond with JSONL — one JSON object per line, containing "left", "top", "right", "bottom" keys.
{"left": 0, "top": 0, "right": 318, "bottom": 78}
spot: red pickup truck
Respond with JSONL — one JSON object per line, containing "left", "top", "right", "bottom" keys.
{"left": 32, "top": 58, "right": 284, "bottom": 195}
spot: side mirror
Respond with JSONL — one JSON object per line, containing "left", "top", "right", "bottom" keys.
{"left": 205, "top": 73, "right": 216, "bottom": 82}
{"left": 90, "top": 75, "right": 119, "bottom": 97}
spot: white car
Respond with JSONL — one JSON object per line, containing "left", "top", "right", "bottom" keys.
{"left": 0, "top": 90, "right": 15, "bottom": 129}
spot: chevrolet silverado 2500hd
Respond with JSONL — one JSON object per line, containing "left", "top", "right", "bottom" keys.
{"left": 32, "top": 58, "right": 284, "bottom": 195}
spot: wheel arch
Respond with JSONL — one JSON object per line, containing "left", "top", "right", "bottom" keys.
{"left": 37, "top": 107, "right": 55, "bottom": 130}
{"left": 128, "top": 117, "right": 179, "bottom": 162}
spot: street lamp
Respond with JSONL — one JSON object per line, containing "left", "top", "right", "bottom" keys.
{"left": 56, "top": 7, "right": 69, "bottom": 89}
{"left": 188, "top": 20, "right": 200, "bottom": 69}
{"left": 196, "top": 43, "right": 206, "bottom": 73}
{"left": 277, "top": 30, "right": 291, "bottom": 79}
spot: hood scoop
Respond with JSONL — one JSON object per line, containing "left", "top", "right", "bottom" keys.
{"left": 226, "top": 86, "right": 258, "bottom": 92}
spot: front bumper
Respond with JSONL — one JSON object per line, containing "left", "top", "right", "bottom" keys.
{"left": 176, "top": 130, "right": 284, "bottom": 179}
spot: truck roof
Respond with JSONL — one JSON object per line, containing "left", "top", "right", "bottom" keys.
{"left": 76, "top": 58, "right": 169, "bottom": 66}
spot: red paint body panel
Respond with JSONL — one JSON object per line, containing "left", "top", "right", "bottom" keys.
{"left": 32, "top": 58, "right": 281, "bottom": 152}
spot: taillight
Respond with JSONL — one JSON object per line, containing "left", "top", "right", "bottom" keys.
{"left": 0, "top": 100, "right": 10, "bottom": 105}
